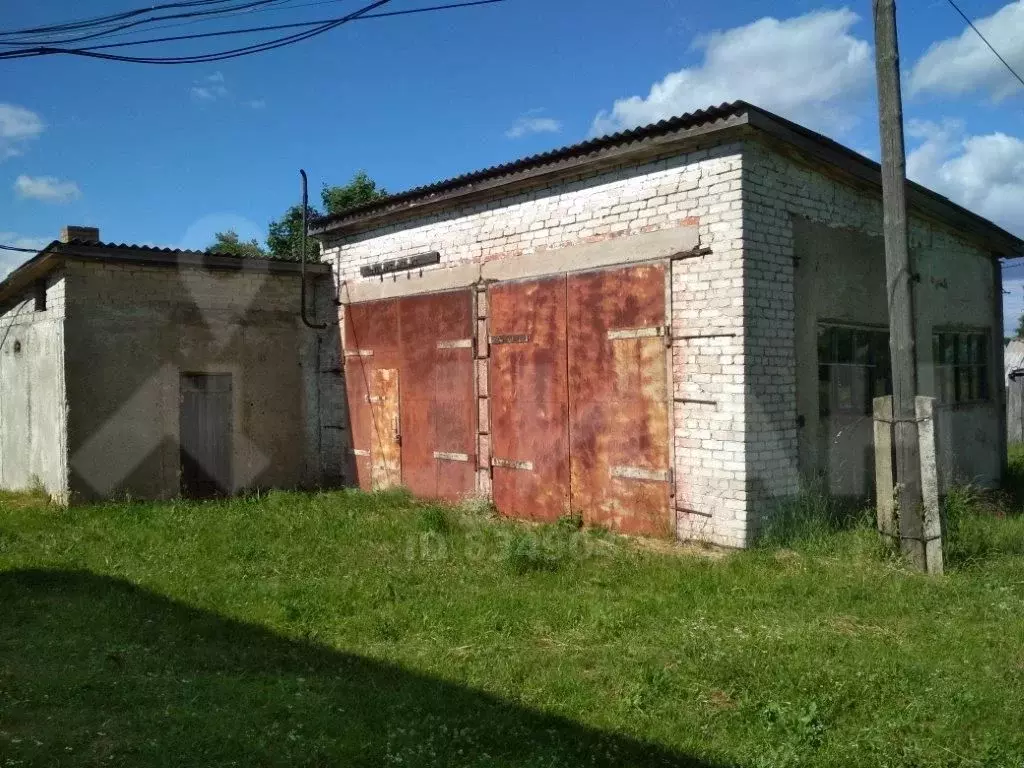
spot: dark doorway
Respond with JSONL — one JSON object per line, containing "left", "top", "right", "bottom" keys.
{"left": 179, "top": 373, "right": 233, "bottom": 498}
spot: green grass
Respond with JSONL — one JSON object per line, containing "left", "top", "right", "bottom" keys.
{"left": 2, "top": 487, "right": 1024, "bottom": 767}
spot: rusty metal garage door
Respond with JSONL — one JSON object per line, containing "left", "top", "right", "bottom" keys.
{"left": 567, "top": 264, "right": 671, "bottom": 536}
{"left": 399, "top": 291, "right": 476, "bottom": 502}
{"left": 488, "top": 276, "right": 571, "bottom": 522}
{"left": 487, "top": 264, "right": 670, "bottom": 535}
{"left": 344, "top": 291, "right": 476, "bottom": 500}
{"left": 345, "top": 299, "right": 401, "bottom": 491}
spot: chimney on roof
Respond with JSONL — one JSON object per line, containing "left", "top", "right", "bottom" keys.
{"left": 60, "top": 225, "right": 100, "bottom": 244}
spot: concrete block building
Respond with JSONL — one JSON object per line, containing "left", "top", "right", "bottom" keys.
{"left": 0, "top": 227, "right": 337, "bottom": 503}
{"left": 314, "top": 101, "right": 1023, "bottom": 548}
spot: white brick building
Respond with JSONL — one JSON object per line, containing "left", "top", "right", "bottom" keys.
{"left": 314, "top": 102, "right": 1023, "bottom": 548}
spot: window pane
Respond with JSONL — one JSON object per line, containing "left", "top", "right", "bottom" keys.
{"left": 819, "top": 366, "right": 831, "bottom": 416}
{"left": 835, "top": 328, "right": 854, "bottom": 364}
{"left": 943, "top": 334, "right": 956, "bottom": 366}
{"left": 851, "top": 367, "right": 868, "bottom": 413}
{"left": 874, "top": 332, "right": 891, "bottom": 376}
{"left": 817, "top": 326, "right": 833, "bottom": 364}
{"left": 854, "top": 331, "right": 871, "bottom": 365}
{"left": 957, "top": 366, "right": 971, "bottom": 402}
{"left": 959, "top": 335, "right": 971, "bottom": 366}
{"left": 937, "top": 365, "right": 955, "bottom": 403}
{"left": 835, "top": 366, "right": 854, "bottom": 411}
{"left": 979, "top": 364, "right": 990, "bottom": 400}
{"left": 933, "top": 333, "right": 942, "bottom": 364}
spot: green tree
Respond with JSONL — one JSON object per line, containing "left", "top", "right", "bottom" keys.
{"left": 265, "top": 171, "right": 387, "bottom": 261}
{"left": 208, "top": 230, "right": 268, "bottom": 258}
{"left": 1016, "top": 313, "right": 1024, "bottom": 339}
{"left": 321, "top": 170, "right": 386, "bottom": 215}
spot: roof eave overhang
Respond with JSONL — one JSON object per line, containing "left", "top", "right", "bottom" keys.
{"left": 0, "top": 243, "right": 62, "bottom": 310}
{"left": 744, "top": 109, "right": 1024, "bottom": 259}
{"left": 0, "top": 242, "right": 333, "bottom": 310}
{"left": 312, "top": 112, "right": 753, "bottom": 239}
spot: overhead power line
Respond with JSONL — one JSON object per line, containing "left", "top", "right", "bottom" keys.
{"left": 0, "top": 0, "right": 504, "bottom": 56}
{"left": 0, "top": 0, "right": 247, "bottom": 38}
{"left": 0, "top": 0, "right": 291, "bottom": 48}
{"left": 944, "top": 0, "right": 1024, "bottom": 91}
{"left": 0, "top": 0, "right": 504, "bottom": 63}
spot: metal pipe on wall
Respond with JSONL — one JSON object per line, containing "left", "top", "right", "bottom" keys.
{"left": 299, "top": 169, "right": 327, "bottom": 330}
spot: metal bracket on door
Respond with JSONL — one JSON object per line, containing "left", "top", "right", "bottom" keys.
{"left": 491, "top": 457, "right": 534, "bottom": 471}
{"left": 489, "top": 334, "right": 530, "bottom": 345}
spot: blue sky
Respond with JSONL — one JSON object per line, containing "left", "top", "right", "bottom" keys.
{"left": 2, "top": 0, "right": 1023, "bottom": 328}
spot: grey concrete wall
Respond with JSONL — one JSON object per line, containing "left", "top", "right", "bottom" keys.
{"left": 791, "top": 217, "right": 1001, "bottom": 496}
{"left": 0, "top": 273, "right": 68, "bottom": 499}
{"left": 62, "top": 260, "right": 335, "bottom": 502}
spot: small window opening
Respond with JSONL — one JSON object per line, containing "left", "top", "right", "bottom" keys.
{"left": 13, "top": 340, "right": 22, "bottom": 354}
{"left": 34, "top": 279, "right": 47, "bottom": 312}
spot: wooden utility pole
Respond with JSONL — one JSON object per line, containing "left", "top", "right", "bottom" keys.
{"left": 872, "top": 0, "right": 927, "bottom": 570}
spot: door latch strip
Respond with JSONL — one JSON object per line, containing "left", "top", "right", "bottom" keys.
{"left": 607, "top": 326, "right": 666, "bottom": 340}
{"left": 433, "top": 451, "right": 470, "bottom": 462}
{"left": 491, "top": 457, "right": 534, "bottom": 471}
{"left": 437, "top": 339, "right": 473, "bottom": 350}
{"left": 611, "top": 465, "right": 671, "bottom": 482}
{"left": 489, "top": 333, "right": 530, "bottom": 345}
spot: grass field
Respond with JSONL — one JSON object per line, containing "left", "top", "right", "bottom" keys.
{"left": 1, "top": 479, "right": 1024, "bottom": 767}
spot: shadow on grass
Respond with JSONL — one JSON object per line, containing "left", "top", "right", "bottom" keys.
{"left": 0, "top": 569, "right": 728, "bottom": 767}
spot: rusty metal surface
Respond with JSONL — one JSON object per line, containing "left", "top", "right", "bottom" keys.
{"left": 344, "top": 300, "right": 401, "bottom": 490}
{"left": 398, "top": 290, "right": 476, "bottom": 502}
{"left": 369, "top": 368, "right": 401, "bottom": 489}
{"left": 488, "top": 277, "right": 570, "bottom": 522}
{"left": 567, "top": 264, "right": 671, "bottom": 536}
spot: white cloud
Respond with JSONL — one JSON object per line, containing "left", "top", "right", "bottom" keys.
{"left": 506, "top": 111, "right": 563, "bottom": 139}
{"left": 907, "top": 119, "right": 1024, "bottom": 236}
{"left": 0, "top": 103, "right": 44, "bottom": 160}
{"left": 0, "top": 233, "right": 49, "bottom": 279}
{"left": 909, "top": 1, "right": 1024, "bottom": 100}
{"left": 246, "top": 99, "right": 267, "bottom": 109}
{"left": 592, "top": 8, "right": 873, "bottom": 137}
{"left": 190, "top": 71, "right": 229, "bottom": 102}
{"left": 14, "top": 174, "right": 81, "bottom": 203}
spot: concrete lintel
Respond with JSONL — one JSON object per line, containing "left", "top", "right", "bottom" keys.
{"left": 340, "top": 226, "right": 699, "bottom": 304}
{"left": 480, "top": 226, "right": 699, "bottom": 283}
{"left": 341, "top": 263, "right": 480, "bottom": 304}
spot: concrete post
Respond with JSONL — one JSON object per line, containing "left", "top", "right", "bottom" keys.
{"left": 915, "top": 395, "right": 944, "bottom": 575}
{"left": 873, "top": 395, "right": 896, "bottom": 543}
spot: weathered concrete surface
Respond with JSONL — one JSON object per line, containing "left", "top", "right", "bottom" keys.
{"left": 62, "top": 260, "right": 335, "bottom": 502}
{"left": 0, "top": 274, "right": 68, "bottom": 499}
{"left": 793, "top": 216, "right": 1001, "bottom": 497}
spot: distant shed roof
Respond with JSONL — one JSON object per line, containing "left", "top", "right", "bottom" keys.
{"left": 310, "top": 101, "right": 1023, "bottom": 258}
{"left": 0, "top": 239, "right": 330, "bottom": 310}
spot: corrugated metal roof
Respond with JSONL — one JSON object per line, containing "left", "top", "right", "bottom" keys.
{"left": 0, "top": 238, "right": 329, "bottom": 309}
{"left": 311, "top": 101, "right": 748, "bottom": 231}
{"left": 309, "top": 101, "right": 1024, "bottom": 257}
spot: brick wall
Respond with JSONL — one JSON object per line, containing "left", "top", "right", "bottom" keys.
{"left": 322, "top": 143, "right": 751, "bottom": 547}
{"left": 742, "top": 139, "right": 1000, "bottom": 529}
